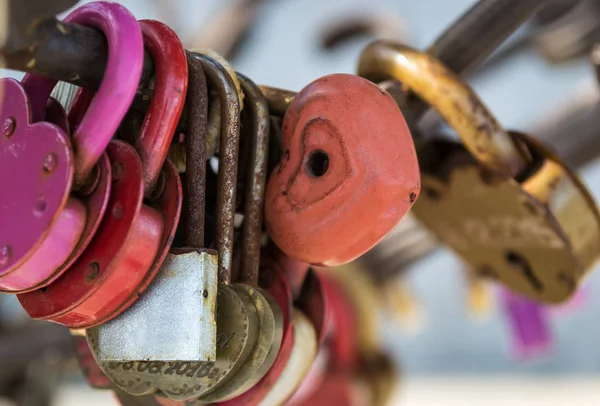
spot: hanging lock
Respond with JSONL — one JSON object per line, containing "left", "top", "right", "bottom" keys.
{"left": 0, "top": 2, "right": 142, "bottom": 293}
{"left": 358, "top": 41, "right": 600, "bottom": 303}
{"left": 19, "top": 14, "right": 184, "bottom": 327}
{"left": 218, "top": 254, "right": 294, "bottom": 406}
{"left": 0, "top": 77, "right": 80, "bottom": 291}
{"left": 265, "top": 73, "right": 420, "bottom": 266}
{"left": 90, "top": 50, "right": 217, "bottom": 365}
{"left": 90, "top": 52, "right": 281, "bottom": 402}
{"left": 195, "top": 74, "right": 283, "bottom": 404}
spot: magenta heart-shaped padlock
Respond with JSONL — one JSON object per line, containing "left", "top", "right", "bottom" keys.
{"left": 0, "top": 77, "right": 81, "bottom": 291}
{"left": 0, "top": 1, "right": 143, "bottom": 293}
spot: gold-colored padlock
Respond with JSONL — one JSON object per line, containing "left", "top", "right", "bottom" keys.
{"left": 358, "top": 41, "right": 600, "bottom": 303}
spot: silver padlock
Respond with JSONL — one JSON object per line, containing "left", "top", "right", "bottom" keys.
{"left": 88, "top": 53, "right": 218, "bottom": 363}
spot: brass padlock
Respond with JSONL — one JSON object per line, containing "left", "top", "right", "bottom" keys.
{"left": 358, "top": 41, "right": 600, "bottom": 303}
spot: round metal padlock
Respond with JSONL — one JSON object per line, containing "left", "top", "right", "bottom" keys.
{"left": 265, "top": 73, "right": 420, "bottom": 266}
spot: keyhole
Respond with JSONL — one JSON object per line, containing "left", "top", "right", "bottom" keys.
{"left": 505, "top": 251, "right": 543, "bottom": 291}
{"left": 305, "top": 150, "right": 329, "bottom": 178}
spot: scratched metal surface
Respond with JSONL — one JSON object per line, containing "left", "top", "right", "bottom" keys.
{"left": 2, "top": 0, "right": 600, "bottom": 378}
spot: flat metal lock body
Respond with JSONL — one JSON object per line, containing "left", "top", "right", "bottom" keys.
{"left": 91, "top": 284, "right": 259, "bottom": 401}
{"left": 91, "top": 249, "right": 218, "bottom": 362}
{"left": 89, "top": 42, "right": 202, "bottom": 367}
{"left": 413, "top": 135, "right": 600, "bottom": 303}
{"left": 196, "top": 284, "right": 283, "bottom": 403}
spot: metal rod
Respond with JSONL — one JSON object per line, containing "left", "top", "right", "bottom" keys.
{"left": 427, "top": 0, "right": 548, "bottom": 75}
{"left": 1, "top": 0, "right": 549, "bottom": 128}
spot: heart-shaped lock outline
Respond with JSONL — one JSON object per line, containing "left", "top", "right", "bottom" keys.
{"left": 265, "top": 73, "right": 420, "bottom": 267}
{"left": 0, "top": 77, "right": 78, "bottom": 291}
{"left": 0, "top": 71, "right": 116, "bottom": 293}
{"left": 18, "top": 5, "right": 186, "bottom": 329}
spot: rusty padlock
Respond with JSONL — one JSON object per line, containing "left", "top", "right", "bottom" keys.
{"left": 19, "top": 18, "right": 185, "bottom": 328}
{"left": 358, "top": 41, "right": 600, "bottom": 303}
{"left": 196, "top": 74, "right": 284, "bottom": 404}
{"left": 0, "top": 2, "right": 142, "bottom": 293}
{"left": 89, "top": 51, "right": 261, "bottom": 402}
{"left": 91, "top": 50, "right": 217, "bottom": 364}
{"left": 265, "top": 73, "right": 420, "bottom": 266}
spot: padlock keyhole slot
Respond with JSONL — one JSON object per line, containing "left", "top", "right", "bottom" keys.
{"left": 305, "top": 150, "right": 329, "bottom": 178}
{"left": 505, "top": 250, "right": 543, "bottom": 292}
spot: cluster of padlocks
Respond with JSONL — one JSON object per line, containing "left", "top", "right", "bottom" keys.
{"left": 2, "top": 0, "right": 600, "bottom": 404}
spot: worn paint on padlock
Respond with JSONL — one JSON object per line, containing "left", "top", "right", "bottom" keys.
{"left": 413, "top": 133, "right": 600, "bottom": 303}
{"left": 218, "top": 256, "right": 294, "bottom": 406}
{"left": 92, "top": 249, "right": 218, "bottom": 362}
{"left": 0, "top": 78, "right": 81, "bottom": 291}
{"left": 18, "top": 141, "right": 164, "bottom": 327}
{"left": 358, "top": 40, "right": 531, "bottom": 177}
{"left": 265, "top": 73, "right": 420, "bottom": 266}
{"left": 91, "top": 285, "right": 259, "bottom": 401}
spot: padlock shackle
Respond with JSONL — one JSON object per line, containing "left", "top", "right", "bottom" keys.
{"left": 137, "top": 20, "right": 188, "bottom": 197}
{"left": 191, "top": 52, "right": 241, "bottom": 285}
{"left": 259, "top": 85, "right": 297, "bottom": 118}
{"left": 184, "top": 53, "right": 209, "bottom": 248}
{"left": 357, "top": 41, "right": 532, "bottom": 178}
{"left": 20, "top": 75, "right": 61, "bottom": 123}
{"left": 238, "top": 73, "right": 270, "bottom": 287}
{"left": 64, "top": 2, "right": 144, "bottom": 187}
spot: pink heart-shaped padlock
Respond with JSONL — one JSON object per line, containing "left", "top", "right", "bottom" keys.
{"left": 0, "top": 78, "right": 80, "bottom": 291}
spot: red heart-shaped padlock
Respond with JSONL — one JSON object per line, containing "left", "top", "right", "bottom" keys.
{"left": 265, "top": 73, "right": 420, "bottom": 266}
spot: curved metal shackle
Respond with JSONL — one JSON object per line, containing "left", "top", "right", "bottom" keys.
{"left": 357, "top": 40, "right": 532, "bottom": 178}
{"left": 64, "top": 1, "right": 144, "bottom": 187}
{"left": 237, "top": 73, "right": 270, "bottom": 288}
{"left": 183, "top": 53, "right": 209, "bottom": 249}
{"left": 136, "top": 20, "right": 188, "bottom": 198}
{"left": 190, "top": 52, "right": 241, "bottom": 285}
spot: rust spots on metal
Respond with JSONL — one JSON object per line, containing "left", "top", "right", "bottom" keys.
{"left": 357, "top": 40, "right": 532, "bottom": 178}
{"left": 184, "top": 53, "right": 208, "bottom": 249}
{"left": 191, "top": 52, "right": 240, "bottom": 285}
{"left": 237, "top": 73, "right": 270, "bottom": 288}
